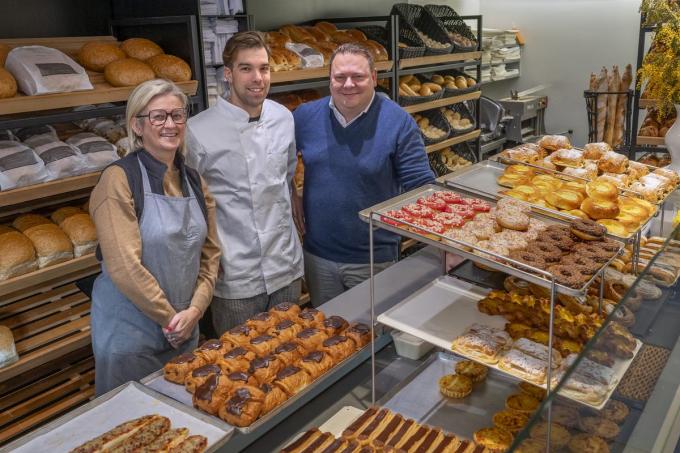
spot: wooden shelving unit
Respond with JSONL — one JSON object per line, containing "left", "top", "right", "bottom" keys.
{"left": 0, "top": 173, "right": 101, "bottom": 210}
{"left": 636, "top": 135, "right": 666, "bottom": 146}
{"left": 271, "top": 60, "right": 393, "bottom": 84}
{"left": 425, "top": 130, "right": 482, "bottom": 154}
{"left": 399, "top": 51, "right": 482, "bottom": 69}
{"left": 402, "top": 91, "right": 481, "bottom": 114}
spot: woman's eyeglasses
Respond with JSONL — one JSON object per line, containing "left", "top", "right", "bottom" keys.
{"left": 137, "top": 108, "right": 188, "bottom": 126}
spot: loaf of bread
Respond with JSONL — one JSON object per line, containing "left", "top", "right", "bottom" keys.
{"left": 266, "top": 31, "right": 291, "bottom": 48}
{"left": 78, "top": 41, "right": 126, "bottom": 72}
{"left": 23, "top": 223, "right": 74, "bottom": 268}
{"left": 0, "top": 225, "right": 14, "bottom": 235}
{"left": 51, "top": 206, "right": 85, "bottom": 226}
{"left": 314, "top": 21, "right": 337, "bottom": 35}
{"left": 0, "top": 43, "right": 9, "bottom": 67}
{"left": 146, "top": 54, "right": 192, "bottom": 82}
{"left": 330, "top": 31, "right": 355, "bottom": 45}
{"left": 104, "top": 58, "right": 155, "bottom": 87}
{"left": 12, "top": 214, "right": 51, "bottom": 233}
{"left": 0, "top": 68, "right": 17, "bottom": 99}
{"left": 0, "top": 231, "right": 38, "bottom": 281}
{"left": 279, "top": 25, "right": 314, "bottom": 43}
{"left": 120, "top": 38, "right": 164, "bottom": 61}
{"left": 0, "top": 326, "right": 19, "bottom": 368}
{"left": 60, "top": 213, "right": 97, "bottom": 257}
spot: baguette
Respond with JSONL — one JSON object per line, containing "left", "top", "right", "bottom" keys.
{"left": 70, "top": 415, "right": 157, "bottom": 453}
{"left": 614, "top": 64, "right": 633, "bottom": 148}
{"left": 604, "top": 65, "right": 620, "bottom": 146}
{"left": 400, "top": 82, "right": 419, "bottom": 97}
{"left": 422, "top": 82, "right": 442, "bottom": 92}
{"left": 596, "top": 67, "right": 608, "bottom": 142}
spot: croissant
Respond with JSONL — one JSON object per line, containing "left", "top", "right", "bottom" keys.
{"left": 267, "top": 319, "right": 303, "bottom": 343}
{"left": 248, "top": 355, "right": 285, "bottom": 385}
{"left": 260, "top": 383, "right": 288, "bottom": 415}
{"left": 218, "top": 385, "right": 265, "bottom": 427}
{"left": 164, "top": 352, "right": 206, "bottom": 384}
{"left": 322, "top": 315, "right": 349, "bottom": 337}
{"left": 216, "top": 346, "right": 256, "bottom": 374}
{"left": 346, "top": 323, "right": 372, "bottom": 349}
{"left": 248, "top": 334, "right": 282, "bottom": 356}
{"left": 295, "top": 328, "right": 329, "bottom": 353}
{"left": 274, "top": 366, "right": 313, "bottom": 396}
{"left": 192, "top": 374, "right": 233, "bottom": 415}
{"left": 299, "top": 350, "right": 335, "bottom": 379}
{"left": 269, "top": 302, "right": 301, "bottom": 322}
{"left": 246, "top": 311, "right": 280, "bottom": 334}
{"left": 220, "top": 325, "right": 258, "bottom": 348}
{"left": 193, "top": 339, "right": 230, "bottom": 363}
{"left": 273, "top": 341, "right": 306, "bottom": 366}
{"left": 296, "top": 307, "right": 325, "bottom": 329}
{"left": 185, "top": 364, "right": 222, "bottom": 394}
{"left": 322, "top": 335, "right": 356, "bottom": 362}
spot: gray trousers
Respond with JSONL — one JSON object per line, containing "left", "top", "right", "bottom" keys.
{"left": 304, "top": 250, "right": 394, "bottom": 308}
{"left": 211, "top": 279, "right": 302, "bottom": 335}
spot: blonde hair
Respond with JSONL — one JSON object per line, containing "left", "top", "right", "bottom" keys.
{"left": 125, "top": 79, "right": 188, "bottom": 153}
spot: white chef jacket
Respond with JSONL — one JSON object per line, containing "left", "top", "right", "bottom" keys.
{"left": 185, "top": 97, "right": 303, "bottom": 299}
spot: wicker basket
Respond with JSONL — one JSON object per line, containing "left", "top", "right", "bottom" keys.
{"left": 415, "top": 108, "right": 451, "bottom": 146}
{"left": 399, "top": 74, "right": 444, "bottom": 106}
{"left": 391, "top": 3, "right": 453, "bottom": 55}
{"left": 384, "top": 18, "right": 427, "bottom": 59}
{"left": 424, "top": 4, "right": 478, "bottom": 53}
{"left": 357, "top": 25, "right": 390, "bottom": 53}
{"left": 427, "top": 69, "right": 479, "bottom": 97}
{"left": 441, "top": 102, "right": 476, "bottom": 136}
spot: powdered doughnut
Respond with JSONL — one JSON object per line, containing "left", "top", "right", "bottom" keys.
{"left": 496, "top": 208, "right": 530, "bottom": 231}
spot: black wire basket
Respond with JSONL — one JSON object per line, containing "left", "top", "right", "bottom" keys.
{"left": 415, "top": 108, "right": 451, "bottom": 146}
{"left": 398, "top": 75, "right": 444, "bottom": 106}
{"left": 424, "top": 4, "right": 478, "bottom": 53}
{"left": 441, "top": 102, "right": 476, "bottom": 136}
{"left": 584, "top": 89, "right": 632, "bottom": 151}
{"left": 391, "top": 3, "right": 453, "bottom": 55}
{"left": 357, "top": 25, "right": 390, "bottom": 54}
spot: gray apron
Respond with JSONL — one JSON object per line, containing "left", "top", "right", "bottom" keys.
{"left": 91, "top": 157, "right": 207, "bottom": 395}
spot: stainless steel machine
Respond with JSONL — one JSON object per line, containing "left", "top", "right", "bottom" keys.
{"left": 499, "top": 85, "right": 548, "bottom": 143}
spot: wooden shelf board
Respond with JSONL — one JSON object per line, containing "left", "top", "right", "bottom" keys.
{"left": 298, "top": 292, "right": 310, "bottom": 306}
{"left": 425, "top": 129, "right": 482, "bottom": 154}
{"left": 639, "top": 98, "right": 657, "bottom": 108}
{"left": 637, "top": 136, "right": 666, "bottom": 146}
{"left": 402, "top": 91, "right": 481, "bottom": 114}
{"left": 0, "top": 254, "right": 99, "bottom": 298}
{"left": 271, "top": 60, "right": 393, "bottom": 84}
{"left": 0, "top": 172, "right": 100, "bottom": 209}
{"left": 399, "top": 51, "right": 482, "bottom": 69}
{"left": 400, "top": 239, "right": 417, "bottom": 253}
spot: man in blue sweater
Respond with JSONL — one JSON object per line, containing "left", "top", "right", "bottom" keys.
{"left": 293, "top": 43, "right": 435, "bottom": 307}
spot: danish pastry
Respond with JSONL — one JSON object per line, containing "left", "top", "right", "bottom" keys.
{"left": 551, "top": 148, "right": 584, "bottom": 167}
{"left": 194, "top": 339, "right": 229, "bottom": 363}
{"left": 269, "top": 302, "right": 301, "bottom": 322}
{"left": 248, "top": 354, "right": 285, "bottom": 384}
{"left": 184, "top": 364, "right": 222, "bottom": 394}
{"left": 346, "top": 323, "right": 372, "bottom": 349}
{"left": 216, "top": 346, "right": 256, "bottom": 374}
{"left": 322, "top": 315, "right": 350, "bottom": 337}
{"left": 545, "top": 189, "right": 584, "bottom": 210}
{"left": 220, "top": 325, "right": 258, "bottom": 348}
{"left": 273, "top": 341, "right": 306, "bottom": 366}
{"left": 246, "top": 311, "right": 279, "bottom": 333}
{"left": 192, "top": 374, "right": 233, "bottom": 415}
{"left": 164, "top": 352, "right": 205, "bottom": 384}
{"left": 581, "top": 198, "right": 620, "bottom": 220}
{"left": 598, "top": 151, "right": 628, "bottom": 174}
{"left": 267, "top": 319, "right": 303, "bottom": 343}
{"left": 321, "top": 335, "right": 355, "bottom": 362}
{"left": 538, "top": 135, "right": 571, "bottom": 151}
{"left": 295, "top": 328, "right": 329, "bottom": 352}
{"left": 296, "top": 307, "right": 326, "bottom": 329}
{"left": 586, "top": 179, "right": 618, "bottom": 201}
{"left": 583, "top": 142, "right": 611, "bottom": 160}
{"left": 274, "top": 365, "right": 313, "bottom": 396}
{"left": 299, "top": 350, "right": 335, "bottom": 379}
{"left": 260, "top": 383, "right": 288, "bottom": 415}
{"left": 498, "top": 349, "right": 547, "bottom": 384}
{"left": 225, "top": 371, "right": 258, "bottom": 389}
{"left": 218, "top": 385, "right": 265, "bottom": 427}
{"left": 596, "top": 219, "right": 628, "bottom": 237}
{"left": 248, "top": 334, "right": 282, "bottom": 356}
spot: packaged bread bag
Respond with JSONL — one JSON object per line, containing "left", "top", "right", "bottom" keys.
{"left": 5, "top": 45, "right": 93, "bottom": 95}
{"left": 66, "top": 132, "right": 119, "bottom": 171}
{"left": 0, "top": 140, "right": 50, "bottom": 190}
{"left": 23, "top": 135, "right": 88, "bottom": 180}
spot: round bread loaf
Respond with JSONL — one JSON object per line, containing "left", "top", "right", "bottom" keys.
{"left": 104, "top": 58, "right": 155, "bottom": 87}
{"left": 12, "top": 214, "right": 51, "bottom": 233}
{"left": 51, "top": 206, "right": 85, "bottom": 226}
{"left": 0, "top": 325, "right": 19, "bottom": 368}
{"left": 120, "top": 38, "right": 164, "bottom": 60}
{"left": 0, "top": 68, "right": 17, "bottom": 99}
{"left": 0, "top": 43, "right": 10, "bottom": 67}
{"left": 78, "top": 41, "right": 126, "bottom": 72}
{"left": 146, "top": 54, "right": 192, "bottom": 82}
{"left": 0, "top": 231, "right": 37, "bottom": 281}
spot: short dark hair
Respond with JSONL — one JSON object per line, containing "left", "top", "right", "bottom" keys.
{"left": 222, "top": 31, "right": 270, "bottom": 68}
{"left": 329, "top": 43, "right": 375, "bottom": 72}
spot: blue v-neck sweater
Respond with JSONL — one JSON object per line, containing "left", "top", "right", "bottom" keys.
{"left": 294, "top": 95, "right": 435, "bottom": 263}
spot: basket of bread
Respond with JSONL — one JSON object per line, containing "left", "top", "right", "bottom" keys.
{"left": 391, "top": 3, "right": 453, "bottom": 55}
{"left": 441, "top": 103, "right": 475, "bottom": 136}
{"left": 412, "top": 109, "right": 450, "bottom": 145}
{"left": 638, "top": 107, "right": 676, "bottom": 139}
{"left": 427, "top": 71, "right": 478, "bottom": 97}
{"left": 398, "top": 74, "right": 443, "bottom": 106}
{"left": 424, "top": 4, "right": 479, "bottom": 53}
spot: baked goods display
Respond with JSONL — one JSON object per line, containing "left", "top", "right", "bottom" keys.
{"left": 415, "top": 30, "right": 450, "bottom": 50}
{"left": 269, "top": 89, "right": 322, "bottom": 111}
{"left": 638, "top": 107, "right": 676, "bottom": 139}
{"left": 164, "top": 307, "right": 370, "bottom": 427}
{"left": 77, "top": 41, "right": 126, "bottom": 72}
{"left": 412, "top": 112, "right": 448, "bottom": 142}
{"left": 441, "top": 107, "right": 474, "bottom": 132}
{"left": 427, "top": 72, "right": 477, "bottom": 93}
{"left": 104, "top": 58, "right": 156, "bottom": 87}
{"left": 282, "top": 407, "right": 489, "bottom": 453}
{"left": 398, "top": 74, "right": 443, "bottom": 98}
{"left": 146, "top": 54, "right": 192, "bottom": 82}
{"left": 438, "top": 147, "right": 473, "bottom": 172}
{"left": 69, "top": 414, "right": 207, "bottom": 453}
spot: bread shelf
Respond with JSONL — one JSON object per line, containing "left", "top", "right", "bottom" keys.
{"left": 0, "top": 254, "right": 99, "bottom": 299}
{"left": 637, "top": 136, "right": 666, "bottom": 146}
{"left": 402, "top": 90, "right": 481, "bottom": 114}
{"left": 425, "top": 129, "right": 482, "bottom": 154}
{"left": 639, "top": 99, "right": 657, "bottom": 108}
{"left": 270, "top": 60, "right": 393, "bottom": 84}
{"left": 399, "top": 51, "right": 482, "bottom": 69}
{"left": 0, "top": 172, "right": 101, "bottom": 210}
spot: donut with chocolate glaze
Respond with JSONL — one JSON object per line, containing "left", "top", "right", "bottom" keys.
{"left": 526, "top": 242, "right": 563, "bottom": 263}
{"left": 547, "top": 264, "right": 589, "bottom": 288}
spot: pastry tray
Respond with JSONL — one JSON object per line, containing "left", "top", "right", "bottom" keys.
{"left": 377, "top": 275, "right": 643, "bottom": 410}
{"left": 439, "top": 159, "right": 657, "bottom": 242}
{"left": 0, "top": 381, "right": 232, "bottom": 453}
{"left": 358, "top": 183, "right": 624, "bottom": 297}
{"left": 141, "top": 342, "right": 373, "bottom": 435}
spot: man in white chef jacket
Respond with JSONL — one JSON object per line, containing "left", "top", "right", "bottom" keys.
{"left": 185, "top": 31, "right": 303, "bottom": 333}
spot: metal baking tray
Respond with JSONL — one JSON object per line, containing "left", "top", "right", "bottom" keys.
{"left": 141, "top": 342, "right": 374, "bottom": 435}
{"left": 493, "top": 153, "right": 678, "bottom": 206}
{"left": 358, "top": 183, "right": 624, "bottom": 297}
{"left": 439, "top": 159, "right": 658, "bottom": 242}
{"left": 448, "top": 258, "right": 508, "bottom": 291}
{"left": 0, "top": 381, "right": 232, "bottom": 453}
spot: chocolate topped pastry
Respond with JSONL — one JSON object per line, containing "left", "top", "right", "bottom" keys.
{"left": 218, "top": 385, "right": 265, "bottom": 427}
{"left": 297, "top": 307, "right": 325, "bottom": 329}
{"left": 248, "top": 354, "right": 284, "bottom": 384}
{"left": 248, "top": 333, "right": 281, "bottom": 356}
{"left": 322, "top": 335, "right": 355, "bottom": 362}
{"left": 269, "top": 302, "right": 301, "bottom": 322}
{"left": 295, "top": 327, "right": 329, "bottom": 352}
{"left": 246, "top": 311, "right": 278, "bottom": 333}
{"left": 164, "top": 352, "right": 206, "bottom": 384}
{"left": 194, "top": 338, "right": 228, "bottom": 362}
{"left": 260, "top": 382, "right": 287, "bottom": 415}
{"left": 266, "top": 319, "right": 303, "bottom": 343}
{"left": 300, "top": 350, "right": 334, "bottom": 379}
{"left": 346, "top": 323, "right": 372, "bottom": 349}
{"left": 322, "top": 315, "right": 349, "bottom": 337}
{"left": 216, "top": 346, "right": 256, "bottom": 374}
{"left": 192, "top": 374, "right": 232, "bottom": 415}
{"left": 228, "top": 371, "right": 254, "bottom": 384}
{"left": 274, "top": 365, "right": 312, "bottom": 396}
{"left": 185, "top": 364, "right": 222, "bottom": 394}
{"left": 220, "top": 324, "right": 257, "bottom": 347}
{"left": 273, "top": 341, "right": 304, "bottom": 366}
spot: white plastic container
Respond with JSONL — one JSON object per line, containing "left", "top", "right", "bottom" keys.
{"left": 391, "top": 330, "right": 433, "bottom": 360}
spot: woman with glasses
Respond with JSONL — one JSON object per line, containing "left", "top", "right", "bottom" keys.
{"left": 88, "top": 79, "right": 221, "bottom": 395}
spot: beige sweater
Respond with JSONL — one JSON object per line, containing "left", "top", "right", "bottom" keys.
{"left": 89, "top": 164, "right": 221, "bottom": 327}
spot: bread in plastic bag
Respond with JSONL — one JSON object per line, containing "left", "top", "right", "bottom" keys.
{"left": 14, "top": 124, "right": 57, "bottom": 142}
{"left": 285, "top": 43, "right": 324, "bottom": 68}
{"left": 23, "top": 135, "right": 87, "bottom": 180}
{"left": 5, "top": 46, "right": 93, "bottom": 95}
{"left": 0, "top": 140, "right": 51, "bottom": 190}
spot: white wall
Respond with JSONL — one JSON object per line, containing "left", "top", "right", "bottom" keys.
{"left": 479, "top": 0, "right": 641, "bottom": 146}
